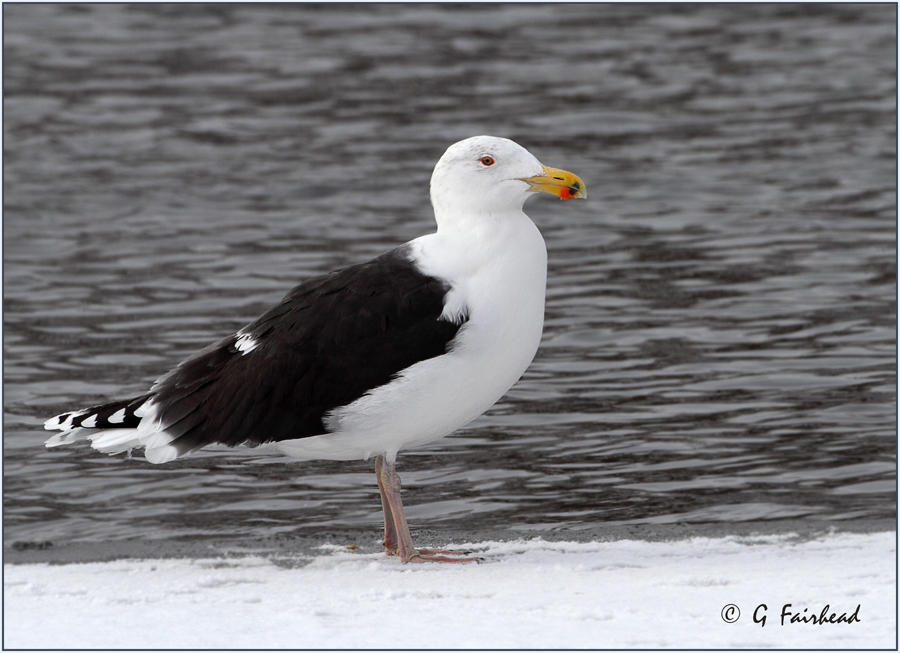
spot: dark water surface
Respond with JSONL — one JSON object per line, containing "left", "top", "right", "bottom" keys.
{"left": 3, "top": 4, "right": 896, "bottom": 554}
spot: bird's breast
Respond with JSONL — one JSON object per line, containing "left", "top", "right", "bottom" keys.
{"left": 415, "top": 216, "right": 549, "bottom": 401}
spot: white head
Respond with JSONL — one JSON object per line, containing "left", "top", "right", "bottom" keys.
{"left": 429, "top": 135, "right": 586, "bottom": 229}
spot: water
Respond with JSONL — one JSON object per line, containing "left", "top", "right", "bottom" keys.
{"left": 3, "top": 4, "right": 895, "bottom": 551}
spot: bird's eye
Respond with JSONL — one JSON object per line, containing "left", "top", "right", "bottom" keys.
{"left": 479, "top": 155, "right": 496, "bottom": 166}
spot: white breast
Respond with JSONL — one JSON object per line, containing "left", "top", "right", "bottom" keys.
{"left": 276, "top": 211, "right": 548, "bottom": 463}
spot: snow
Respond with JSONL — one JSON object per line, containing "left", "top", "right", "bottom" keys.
{"left": 4, "top": 532, "right": 896, "bottom": 649}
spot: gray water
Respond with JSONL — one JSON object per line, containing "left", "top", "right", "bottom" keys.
{"left": 3, "top": 4, "right": 896, "bottom": 556}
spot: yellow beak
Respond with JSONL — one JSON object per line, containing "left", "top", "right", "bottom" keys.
{"left": 520, "top": 165, "right": 587, "bottom": 200}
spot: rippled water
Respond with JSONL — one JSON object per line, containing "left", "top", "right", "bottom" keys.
{"left": 3, "top": 4, "right": 896, "bottom": 550}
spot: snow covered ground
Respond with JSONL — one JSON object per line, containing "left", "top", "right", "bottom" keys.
{"left": 4, "top": 531, "right": 896, "bottom": 649}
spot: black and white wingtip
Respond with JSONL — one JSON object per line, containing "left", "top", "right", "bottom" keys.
{"left": 44, "top": 395, "right": 142, "bottom": 431}
{"left": 42, "top": 394, "right": 181, "bottom": 464}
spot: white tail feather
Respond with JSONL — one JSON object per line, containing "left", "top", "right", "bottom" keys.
{"left": 145, "top": 445, "right": 179, "bottom": 464}
{"left": 87, "top": 429, "right": 144, "bottom": 454}
{"left": 45, "top": 428, "right": 89, "bottom": 448}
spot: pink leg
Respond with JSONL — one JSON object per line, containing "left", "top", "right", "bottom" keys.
{"left": 374, "top": 456, "right": 480, "bottom": 564}
{"left": 375, "top": 455, "right": 399, "bottom": 555}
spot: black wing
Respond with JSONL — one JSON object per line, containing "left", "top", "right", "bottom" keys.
{"left": 148, "top": 246, "right": 466, "bottom": 456}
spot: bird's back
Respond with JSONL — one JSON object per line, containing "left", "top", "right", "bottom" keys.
{"left": 46, "top": 245, "right": 468, "bottom": 462}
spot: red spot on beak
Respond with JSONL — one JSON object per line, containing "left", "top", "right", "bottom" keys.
{"left": 560, "top": 187, "right": 574, "bottom": 200}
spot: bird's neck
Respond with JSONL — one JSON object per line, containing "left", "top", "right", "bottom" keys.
{"left": 432, "top": 204, "right": 531, "bottom": 239}
{"left": 412, "top": 207, "right": 546, "bottom": 285}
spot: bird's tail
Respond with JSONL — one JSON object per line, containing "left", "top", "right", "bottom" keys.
{"left": 43, "top": 394, "right": 151, "bottom": 451}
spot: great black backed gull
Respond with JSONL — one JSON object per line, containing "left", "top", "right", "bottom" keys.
{"left": 44, "top": 135, "right": 586, "bottom": 564}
